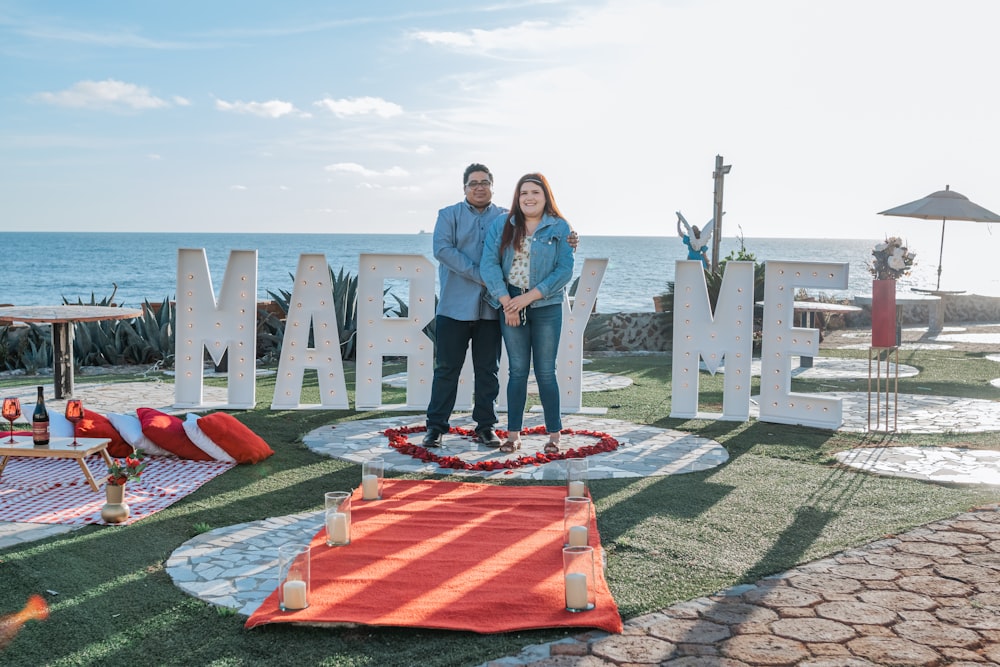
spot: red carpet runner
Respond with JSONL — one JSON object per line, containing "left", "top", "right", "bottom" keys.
{"left": 246, "top": 479, "right": 622, "bottom": 634}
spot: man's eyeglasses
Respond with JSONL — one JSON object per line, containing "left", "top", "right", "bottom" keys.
{"left": 465, "top": 180, "right": 492, "bottom": 189}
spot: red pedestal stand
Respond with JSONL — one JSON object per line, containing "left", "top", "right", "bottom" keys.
{"left": 871, "top": 279, "right": 898, "bottom": 348}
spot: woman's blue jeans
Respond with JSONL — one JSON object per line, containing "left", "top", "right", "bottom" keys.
{"left": 500, "top": 290, "right": 563, "bottom": 434}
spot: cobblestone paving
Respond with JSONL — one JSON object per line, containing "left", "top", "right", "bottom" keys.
{"left": 479, "top": 504, "right": 1000, "bottom": 667}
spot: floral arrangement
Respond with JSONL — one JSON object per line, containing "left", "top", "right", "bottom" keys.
{"left": 869, "top": 236, "right": 916, "bottom": 280}
{"left": 383, "top": 425, "right": 619, "bottom": 472}
{"left": 106, "top": 450, "right": 148, "bottom": 486}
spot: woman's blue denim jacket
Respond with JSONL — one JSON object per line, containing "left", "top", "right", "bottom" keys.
{"left": 480, "top": 212, "right": 575, "bottom": 310}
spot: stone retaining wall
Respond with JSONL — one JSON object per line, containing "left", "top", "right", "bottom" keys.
{"left": 845, "top": 293, "right": 1000, "bottom": 327}
{"left": 584, "top": 294, "right": 1000, "bottom": 352}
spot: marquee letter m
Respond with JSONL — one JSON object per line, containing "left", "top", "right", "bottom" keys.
{"left": 670, "top": 260, "right": 754, "bottom": 421}
{"left": 174, "top": 248, "right": 258, "bottom": 409}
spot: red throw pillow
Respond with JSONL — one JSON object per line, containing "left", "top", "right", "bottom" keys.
{"left": 77, "top": 409, "right": 133, "bottom": 457}
{"left": 196, "top": 412, "right": 274, "bottom": 464}
{"left": 136, "top": 407, "right": 212, "bottom": 461}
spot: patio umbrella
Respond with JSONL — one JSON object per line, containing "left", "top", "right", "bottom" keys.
{"left": 878, "top": 185, "right": 1000, "bottom": 290}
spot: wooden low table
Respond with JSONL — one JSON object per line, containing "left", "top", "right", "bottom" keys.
{"left": 0, "top": 436, "right": 113, "bottom": 492}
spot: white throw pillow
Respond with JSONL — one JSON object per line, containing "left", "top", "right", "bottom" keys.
{"left": 47, "top": 411, "right": 75, "bottom": 438}
{"left": 182, "top": 413, "right": 237, "bottom": 463}
{"left": 105, "top": 412, "right": 174, "bottom": 457}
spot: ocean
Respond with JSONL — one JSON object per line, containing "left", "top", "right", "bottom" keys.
{"left": 3, "top": 232, "right": 997, "bottom": 312}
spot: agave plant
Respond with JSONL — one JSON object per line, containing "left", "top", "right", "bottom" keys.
{"left": 122, "top": 299, "right": 175, "bottom": 366}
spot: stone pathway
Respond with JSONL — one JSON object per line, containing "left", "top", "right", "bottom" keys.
{"left": 837, "top": 447, "right": 1000, "bottom": 485}
{"left": 792, "top": 392, "right": 1000, "bottom": 434}
{"left": 708, "top": 357, "right": 920, "bottom": 380}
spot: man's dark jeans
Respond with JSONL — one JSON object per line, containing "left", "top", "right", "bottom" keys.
{"left": 425, "top": 315, "right": 501, "bottom": 433}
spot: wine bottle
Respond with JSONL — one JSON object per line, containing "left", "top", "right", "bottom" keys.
{"left": 32, "top": 386, "right": 49, "bottom": 446}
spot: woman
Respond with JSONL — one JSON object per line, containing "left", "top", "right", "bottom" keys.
{"left": 480, "top": 173, "right": 575, "bottom": 454}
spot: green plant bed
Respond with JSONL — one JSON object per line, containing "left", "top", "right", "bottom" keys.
{"left": 1, "top": 353, "right": 998, "bottom": 666}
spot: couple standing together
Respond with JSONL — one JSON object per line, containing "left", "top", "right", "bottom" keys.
{"left": 423, "top": 163, "right": 578, "bottom": 454}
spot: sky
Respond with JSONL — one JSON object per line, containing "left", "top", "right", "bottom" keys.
{"left": 3, "top": 0, "right": 1000, "bottom": 250}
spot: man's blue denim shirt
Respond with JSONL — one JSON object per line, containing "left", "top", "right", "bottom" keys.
{"left": 433, "top": 198, "right": 506, "bottom": 321}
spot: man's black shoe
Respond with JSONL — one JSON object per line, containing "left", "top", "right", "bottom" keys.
{"left": 422, "top": 428, "right": 445, "bottom": 448}
{"left": 475, "top": 427, "right": 502, "bottom": 448}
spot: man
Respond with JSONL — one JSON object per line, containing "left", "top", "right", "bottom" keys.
{"left": 423, "top": 163, "right": 505, "bottom": 447}
{"left": 423, "top": 164, "right": 578, "bottom": 448}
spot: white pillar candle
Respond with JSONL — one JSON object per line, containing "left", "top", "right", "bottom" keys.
{"left": 361, "top": 474, "right": 379, "bottom": 500}
{"left": 565, "top": 572, "right": 589, "bottom": 610}
{"left": 282, "top": 580, "right": 308, "bottom": 610}
{"left": 567, "top": 481, "right": 586, "bottom": 497}
{"left": 326, "top": 512, "right": 348, "bottom": 544}
{"left": 568, "top": 525, "right": 588, "bottom": 547}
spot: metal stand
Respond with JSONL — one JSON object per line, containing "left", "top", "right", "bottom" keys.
{"left": 867, "top": 346, "right": 898, "bottom": 432}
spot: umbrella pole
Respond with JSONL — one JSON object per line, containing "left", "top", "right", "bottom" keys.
{"left": 936, "top": 218, "right": 946, "bottom": 290}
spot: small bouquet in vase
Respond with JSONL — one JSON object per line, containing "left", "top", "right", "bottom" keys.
{"left": 106, "top": 450, "right": 148, "bottom": 486}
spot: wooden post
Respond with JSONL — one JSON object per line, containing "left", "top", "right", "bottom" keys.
{"left": 711, "top": 155, "right": 731, "bottom": 273}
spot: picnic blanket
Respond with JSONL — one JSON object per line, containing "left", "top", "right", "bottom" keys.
{"left": 0, "top": 455, "right": 234, "bottom": 526}
{"left": 246, "top": 479, "right": 622, "bottom": 634}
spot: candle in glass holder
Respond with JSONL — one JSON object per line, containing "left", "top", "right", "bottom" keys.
{"left": 326, "top": 512, "right": 348, "bottom": 544}
{"left": 278, "top": 544, "right": 310, "bottom": 611}
{"left": 361, "top": 474, "right": 379, "bottom": 500}
{"left": 568, "top": 525, "right": 588, "bottom": 547}
{"left": 568, "top": 481, "right": 586, "bottom": 497}
{"left": 361, "top": 457, "right": 384, "bottom": 500}
{"left": 324, "top": 491, "right": 351, "bottom": 546}
{"left": 282, "top": 580, "right": 307, "bottom": 610}
{"left": 563, "top": 545, "right": 595, "bottom": 612}
{"left": 564, "top": 572, "right": 589, "bottom": 611}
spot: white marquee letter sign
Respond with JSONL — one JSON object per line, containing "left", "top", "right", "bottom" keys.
{"left": 271, "top": 254, "right": 349, "bottom": 410}
{"left": 355, "top": 254, "right": 436, "bottom": 410}
{"left": 556, "top": 258, "right": 608, "bottom": 413}
{"left": 670, "top": 260, "right": 754, "bottom": 421}
{"left": 174, "top": 249, "right": 257, "bottom": 409}
{"left": 758, "top": 260, "right": 848, "bottom": 429}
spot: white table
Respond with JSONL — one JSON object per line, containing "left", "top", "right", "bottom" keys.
{"left": 854, "top": 292, "right": 943, "bottom": 333}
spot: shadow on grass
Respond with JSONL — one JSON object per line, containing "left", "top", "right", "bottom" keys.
{"left": 740, "top": 505, "right": 838, "bottom": 582}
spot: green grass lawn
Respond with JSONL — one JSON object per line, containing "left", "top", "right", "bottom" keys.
{"left": 1, "top": 348, "right": 998, "bottom": 666}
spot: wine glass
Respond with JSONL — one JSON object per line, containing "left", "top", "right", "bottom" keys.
{"left": 65, "top": 399, "right": 83, "bottom": 446}
{"left": 2, "top": 397, "right": 20, "bottom": 444}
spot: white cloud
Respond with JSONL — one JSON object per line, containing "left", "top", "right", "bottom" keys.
{"left": 315, "top": 96, "right": 403, "bottom": 118}
{"left": 35, "top": 79, "right": 171, "bottom": 110}
{"left": 325, "top": 162, "right": 409, "bottom": 178}
{"left": 147, "top": 153, "right": 162, "bottom": 160}
{"left": 215, "top": 98, "right": 307, "bottom": 118}
{"left": 230, "top": 185, "right": 247, "bottom": 191}
{"left": 410, "top": 21, "right": 558, "bottom": 51}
